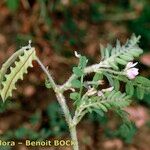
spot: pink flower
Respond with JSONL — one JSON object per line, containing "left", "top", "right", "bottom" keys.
{"left": 125, "top": 62, "right": 139, "bottom": 79}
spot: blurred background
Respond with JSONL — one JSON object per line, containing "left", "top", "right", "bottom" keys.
{"left": 0, "top": 0, "right": 150, "bottom": 150}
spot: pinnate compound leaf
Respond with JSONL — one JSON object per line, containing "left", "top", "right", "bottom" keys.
{"left": 106, "top": 91, "right": 131, "bottom": 108}
{"left": 100, "top": 35, "right": 143, "bottom": 70}
{"left": 0, "top": 48, "right": 36, "bottom": 101}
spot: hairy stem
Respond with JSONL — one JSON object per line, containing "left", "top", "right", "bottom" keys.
{"left": 56, "top": 93, "right": 79, "bottom": 150}
{"left": 70, "top": 125, "right": 79, "bottom": 150}
{"left": 36, "top": 58, "right": 79, "bottom": 150}
{"left": 97, "top": 68, "right": 124, "bottom": 75}
{"left": 36, "top": 57, "right": 57, "bottom": 90}
{"left": 56, "top": 93, "right": 72, "bottom": 125}
{"left": 60, "top": 63, "right": 109, "bottom": 91}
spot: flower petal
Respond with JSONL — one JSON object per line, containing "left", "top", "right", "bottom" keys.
{"left": 130, "top": 68, "right": 139, "bottom": 76}
{"left": 126, "top": 62, "right": 133, "bottom": 69}
{"left": 126, "top": 67, "right": 139, "bottom": 79}
{"left": 130, "top": 62, "right": 138, "bottom": 68}
{"left": 125, "top": 62, "right": 138, "bottom": 70}
{"left": 74, "top": 51, "right": 80, "bottom": 58}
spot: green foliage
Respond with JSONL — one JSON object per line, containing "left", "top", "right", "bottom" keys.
{"left": 134, "top": 76, "right": 150, "bottom": 99}
{"left": 105, "top": 91, "right": 131, "bottom": 108}
{"left": 45, "top": 77, "right": 52, "bottom": 89}
{"left": 72, "top": 56, "right": 88, "bottom": 78}
{"left": 93, "top": 72, "right": 103, "bottom": 82}
{"left": 46, "top": 102, "right": 68, "bottom": 136}
{"left": 69, "top": 35, "right": 149, "bottom": 127}
{"left": 71, "top": 79, "right": 81, "bottom": 88}
{"left": 129, "top": 4, "right": 150, "bottom": 48}
{"left": 99, "top": 37, "right": 150, "bottom": 99}
{"left": 90, "top": 2, "right": 103, "bottom": 23}
{"left": 115, "top": 109, "right": 130, "bottom": 122}
{"left": 0, "top": 48, "right": 36, "bottom": 101}
{"left": 6, "top": 0, "right": 19, "bottom": 11}
{"left": 103, "top": 73, "right": 150, "bottom": 100}
{"left": 1, "top": 34, "right": 149, "bottom": 149}
{"left": 112, "top": 122, "right": 137, "bottom": 143}
{"left": 79, "top": 56, "right": 88, "bottom": 69}
{"left": 0, "top": 104, "right": 67, "bottom": 141}
{"left": 73, "top": 90, "right": 131, "bottom": 125}
{"left": 1, "top": 127, "right": 51, "bottom": 140}
{"left": 0, "top": 100, "right": 11, "bottom": 113}
{"left": 2, "top": 0, "right": 150, "bottom": 148}
{"left": 70, "top": 92, "right": 80, "bottom": 101}
{"left": 92, "top": 72, "right": 103, "bottom": 89}
{"left": 38, "top": 0, "right": 52, "bottom": 25}
{"left": 73, "top": 67, "right": 83, "bottom": 77}
{"left": 0, "top": 146, "right": 11, "bottom": 150}
{"left": 126, "top": 81, "right": 134, "bottom": 96}
{"left": 134, "top": 76, "right": 150, "bottom": 87}
{"left": 88, "top": 111, "right": 108, "bottom": 125}
{"left": 70, "top": 55, "right": 88, "bottom": 104}
{"left": 29, "top": 111, "right": 41, "bottom": 125}
{"left": 143, "top": 93, "right": 150, "bottom": 105}
{"left": 100, "top": 34, "right": 143, "bottom": 70}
